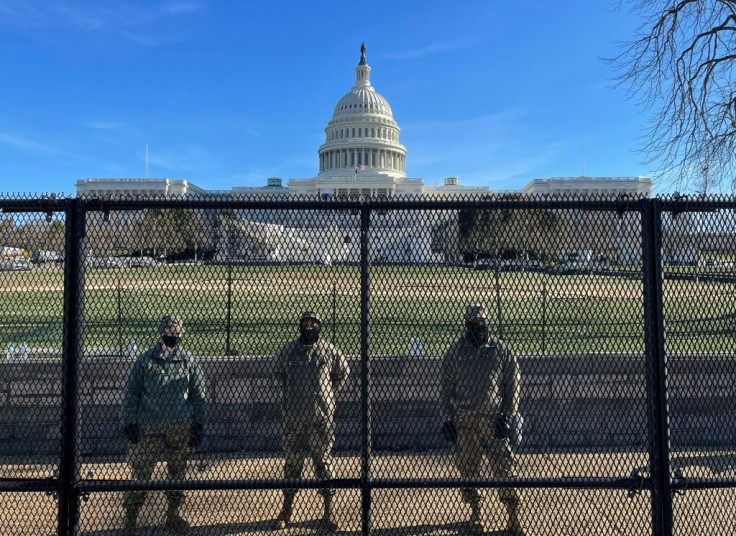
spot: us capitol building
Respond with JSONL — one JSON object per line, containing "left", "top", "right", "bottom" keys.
{"left": 75, "top": 45, "right": 650, "bottom": 265}
{"left": 76, "top": 44, "right": 651, "bottom": 201}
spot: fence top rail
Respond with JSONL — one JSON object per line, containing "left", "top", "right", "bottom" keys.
{"left": 657, "top": 195, "right": 736, "bottom": 211}
{"left": 2, "top": 193, "right": 736, "bottom": 209}
{"left": 68, "top": 194, "right": 651, "bottom": 212}
{"left": 0, "top": 196, "right": 71, "bottom": 213}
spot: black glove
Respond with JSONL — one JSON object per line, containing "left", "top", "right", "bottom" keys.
{"left": 442, "top": 421, "right": 458, "bottom": 444}
{"left": 122, "top": 424, "right": 139, "bottom": 444}
{"left": 189, "top": 423, "right": 204, "bottom": 449}
{"left": 494, "top": 414, "right": 511, "bottom": 440}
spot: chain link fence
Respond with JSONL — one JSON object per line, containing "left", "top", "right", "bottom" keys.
{"left": 0, "top": 193, "right": 734, "bottom": 535}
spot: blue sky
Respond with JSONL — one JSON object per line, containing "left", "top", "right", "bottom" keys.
{"left": 0, "top": 0, "right": 668, "bottom": 195}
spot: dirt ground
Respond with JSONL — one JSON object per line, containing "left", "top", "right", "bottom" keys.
{"left": 2, "top": 451, "right": 735, "bottom": 536}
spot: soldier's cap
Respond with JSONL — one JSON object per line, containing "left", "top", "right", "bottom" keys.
{"left": 299, "top": 311, "right": 322, "bottom": 324}
{"left": 464, "top": 304, "right": 488, "bottom": 322}
{"left": 158, "top": 314, "right": 185, "bottom": 336}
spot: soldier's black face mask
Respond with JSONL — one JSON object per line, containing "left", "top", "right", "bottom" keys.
{"left": 466, "top": 321, "right": 488, "bottom": 348}
{"left": 299, "top": 323, "right": 321, "bottom": 345}
{"left": 162, "top": 335, "right": 181, "bottom": 348}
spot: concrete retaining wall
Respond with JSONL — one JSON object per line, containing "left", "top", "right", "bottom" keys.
{"left": 0, "top": 353, "right": 734, "bottom": 457}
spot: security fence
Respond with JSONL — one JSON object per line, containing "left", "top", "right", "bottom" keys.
{"left": 0, "top": 193, "right": 735, "bottom": 535}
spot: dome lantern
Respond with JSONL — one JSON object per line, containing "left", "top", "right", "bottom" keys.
{"left": 355, "top": 42, "right": 371, "bottom": 87}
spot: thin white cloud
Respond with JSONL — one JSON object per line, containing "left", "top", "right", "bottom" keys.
{"left": 401, "top": 111, "right": 570, "bottom": 187}
{"left": 86, "top": 120, "right": 127, "bottom": 131}
{"left": 401, "top": 109, "right": 528, "bottom": 134}
{"left": 100, "top": 162, "right": 128, "bottom": 175}
{"left": 117, "top": 31, "right": 162, "bottom": 46}
{"left": 145, "top": 144, "right": 217, "bottom": 173}
{"left": 0, "top": 1, "right": 48, "bottom": 28}
{"left": 0, "top": 132, "right": 74, "bottom": 157}
{"left": 228, "top": 120, "right": 261, "bottom": 138}
{"left": 456, "top": 143, "right": 570, "bottom": 187}
{"left": 58, "top": 7, "right": 104, "bottom": 30}
{"left": 161, "top": 1, "right": 203, "bottom": 15}
{"left": 380, "top": 39, "right": 474, "bottom": 60}
{"left": 0, "top": 1, "right": 203, "bottom": 44}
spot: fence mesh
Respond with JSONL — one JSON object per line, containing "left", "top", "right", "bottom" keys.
{"left": 1, "top": 194, "right": 735, "bottom": 535}
{"left": 0, "top": 206, "right": 64, "bottom": 481}
{"left": 659, "top": 201, "right": 736, "bottom": 533}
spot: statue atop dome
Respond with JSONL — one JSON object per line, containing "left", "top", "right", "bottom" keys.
{"left": 359, "top": 42, "right": 366, "bottom": 65}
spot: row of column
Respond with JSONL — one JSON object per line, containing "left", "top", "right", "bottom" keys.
{"left": 327, "top": 126, "right": 398, "bottom": 142}
{"left": 319, "top": 149, "right": 405, "bottom": 173}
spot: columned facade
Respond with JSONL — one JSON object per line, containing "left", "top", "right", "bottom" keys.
{"left": 318, "top": 148, "right": 407, "bottom": 174}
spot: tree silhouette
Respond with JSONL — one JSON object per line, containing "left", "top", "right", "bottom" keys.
{"left": 613, "top": 0, "right": 736, "bottom": 190}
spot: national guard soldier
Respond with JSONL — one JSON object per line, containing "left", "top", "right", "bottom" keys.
{"left": 272, "top": 311, "right": 350, "bottom": 531}
{"left": 440, "top": 304, "right": 525, "bottom": 535}
{"left": 119, "top": 314, "right": 207, "bottom": 536}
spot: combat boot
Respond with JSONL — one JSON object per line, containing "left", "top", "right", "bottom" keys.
{"left": 164, "top": 496, "right": 189, "bottom": 534}
{"left": 272, "top": 494, "right": 294, "bottom": 530}
{"left": 122, "top": 503, "right": 140, "bottom": 536}
{"left": 505, "top": 501, "right": 525, "bottom": 536}
{"left": 322, "top": 494, "right": 339, "bottom": 532}
{"left": 468, "top": 497, "right": 484, "bottom": 534}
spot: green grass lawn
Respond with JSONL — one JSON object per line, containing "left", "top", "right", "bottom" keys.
{"left": 0, "top": 264, "right": 733, "bottom": 357}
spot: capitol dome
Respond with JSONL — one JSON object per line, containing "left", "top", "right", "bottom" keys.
{"left": 332, "top": 84, "right": 394, "bottom": 119}
{"left": 318, "top": 43, "right": 407, "bottom": 178}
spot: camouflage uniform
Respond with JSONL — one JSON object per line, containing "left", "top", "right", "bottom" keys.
{"left": 441, "top": 304, "right": 523, "bottom": 534}
{"left": 119, "top": 315, "right": 207, "bottom": 535}
{"left": 272, "top": 311, "right": 350, "bottom": 530}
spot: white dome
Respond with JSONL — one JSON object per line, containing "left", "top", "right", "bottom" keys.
{"left": 332, "top": 87, "right": 394, "bottom": 119}
{"left": 318, "top": 44, "right": 407, "bottom": 178}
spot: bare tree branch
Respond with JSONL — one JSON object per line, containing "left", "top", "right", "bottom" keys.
{"left": 612, "top": 0, "right": 736, "bottom": 190}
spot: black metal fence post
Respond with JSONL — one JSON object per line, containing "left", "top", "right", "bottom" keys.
{"left": 494, "top": 266, "right": 503, "bottom": 338}
{"left": 58, "top": 199, "right": 84, "bottom": 536}
{"left": 226, "top": 261, "right": 232, "bottom": 355}
{"left": 360, "top": 203, "right": 372, "bottom": 536}
{"left": 332, "top": 279, "right": 337, "bottom": 344}
{"left": 541, "top": 278, "right": 547, "bottom": 354}
{"left": 642, "top": 198, "right": 673, "bottom": 536}
{"left": 116, "top": 269, "right": 123, "bottom": 356}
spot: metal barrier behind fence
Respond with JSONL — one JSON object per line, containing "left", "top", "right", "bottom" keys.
{"left": 0, "top": 193, "right": 735, "bottom": 535}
